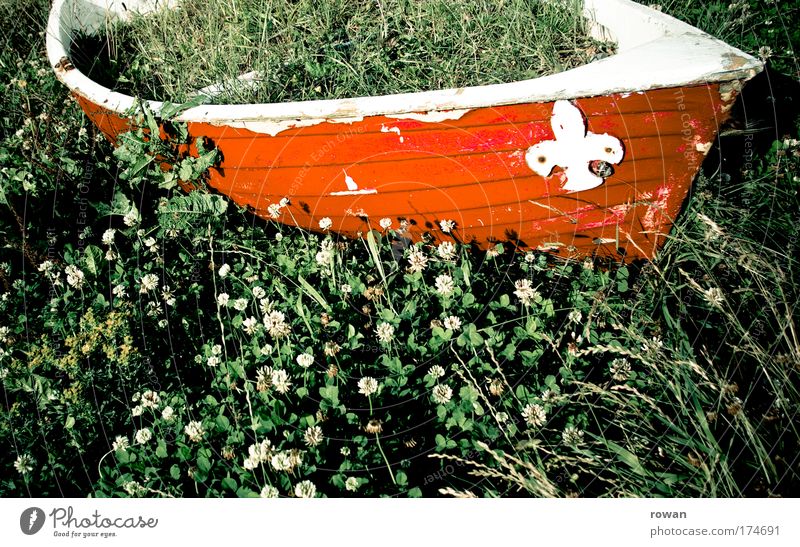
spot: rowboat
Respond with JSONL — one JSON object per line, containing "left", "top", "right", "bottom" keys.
{"left": 46, "top": 0, "right": 762, "bottom": 260}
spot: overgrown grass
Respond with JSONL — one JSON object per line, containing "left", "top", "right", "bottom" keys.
{"left": 0, "top": 0, "right": 798, "bottom": 498}
{"left": 77, "top": 0, "right": 611, "bottom": 103}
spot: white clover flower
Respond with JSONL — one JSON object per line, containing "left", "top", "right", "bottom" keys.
{"left": 233, "top": 298, "right": 248, "bottom": 311}
{"left": 123, "top": 481, "right": 144, "bottom": 496}
{"left": 379, "top": 218, "right": 392, "bottom": 230}
{"left": 340, "top": 446, "right": 351, "bottom": 456}
{"left": 319, "top": 217, "right": 333, "bottom": 231}
{"left": 428, "top": 365, "right": 445, "bottom": 378}
{"left": 567, "top": 310, "right": 582, "bottom": 324}
{"left": 105, "top": 249, "right": 117, "bottom": 262}
{"left": 270, "top": 451, "right": 293, "bottom": 471}
{"left": 131, "top": 405, "right": 143, "bottom": 417}
{"left": 296, "top": 353, "right": 314, "bottom": 369}
{"left": 134, "top": 428, "right": 152, "bottom": 444}
{"left": 303, "top": 425, "right": 324, "bottom": 447}
{"left": 522, "top": 403, "right": 547, "bottom": 427}
{"left": 140, "top": 390, "right": 160, "bottom": 409}
{"left": 218, "top": 263, "right": 231, "bottom": 278}
{"left": 37, "top": 260, "right": 54, "bottom": 274}
{"left": 641, "top": 337, "right": 663, "bottom": 355}
{"left": 513, "top": 279, "right": 540, "bottom": 307}
{"left": 112, "top": 284, "right": 126, "bottom": 299}
{"left": 65, "top": 265, "right": 85, "bottom": 289}
{"left": 496, "top": 412, "right": 509, "bottom": 424}
{"left": 432, "top": 384, "right": 453, "bottom": 405}
{"left": 439, "top": 219, "right": 456, "bottom": 233}
{"left": 158, "top": 286, "right": 175, "bottom": 307}
{"left": 161, "top": 406, "right": 174, "bottom": 421}
{"left": 562, "top": 425, "right": 584, "bottom": 446}
{"left": 541, "top": 390, "right": 558, "bottom": 404}
{"left": 264, "top": 310, "right": 291, "bottom": 339}
{"left": 211, "top": 344, "right": 222, "bottom": 356}
{"left": 524, "top": 252, "right": 536, "bottom": 263}
{"left": 143, "top": 237, "right": 158, "bottom": 254}
{"left": 437, "top": 241, "right": 456, "bottom": 260}
{"left": 315, "top": 250, "right": 332, "bottom": 265}
{"left": 123, "top": 208, "right": 139, "bottom": 227}
{"left": 0, "top": 326, "right": 9, "bottom": 344}
{"left": 267, "top": 203, "right": 282, "bottom": 219}
{"left": 345, "top": 477, "right": 360, "bottom": 492}
{"left": 242, "top": 316, "right": 259, "bottom": 335}
{"left": 207, "top": 356, "right": 220, "bottom": 367}
{"left": 102, "top": 228, "right": 116, "bottom": 245}
{"left": 340, "top": 283, "right": 352, "bottom": 295}
{"left": 139, "top": 273, "right": 159, "bottom": 293}
{"left": 260, "top": 485, "right": 279, "bottom": 498}
{"left": 609, "top": 358, "right": 631, "bottom": 382}
{"left": 294, "top": 480, "right": 316, "bottom": 498}
{"left": 358, "top": 376, "right": 379, "bottom": 397}
{"left": 217, "top": 293, "right": 229, "bottom": 307}
{"left": 259, "top": 298, "right": 274, "bottom": 315}
{"left": 184, "top": 420, "right": 205, "bottom": 443}
{"left": 242, "top": 455, "right": 258, "bottom": 470}
{"left": 407, "top": 247, "right": 428, "bottom": 273}
{"left": 252, "top": 286, "right": 266, "bottom": 300}
{"left": 243, "top": 440, "right": 273, "bottom": 470}
{"left": 376, "top": 322, "right": 395, "bottom": 344}
{"left": 14, "top": 454, "right": 34, "bottom": 475}
{"left": 112, "top": 435, "right": 129, "bottom": 452}
{"left": 256, "top": 366, "right": 273, "bottom": 392}
{"left": 271, "top": 369, "right": 291, "bottom": 394}
{"left": 443, "top": 316, "right": 462, "bottom": 331}
{"left": 434, "top": 274, "right": 455, "bottom": 297}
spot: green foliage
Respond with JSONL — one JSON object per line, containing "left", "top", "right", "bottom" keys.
{"left": 74, "top": 0, "right": 612, "bottom": 103}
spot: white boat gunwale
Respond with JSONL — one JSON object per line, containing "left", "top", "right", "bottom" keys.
{"left": 46, "top": 0, "right": 763, "bottom": 131}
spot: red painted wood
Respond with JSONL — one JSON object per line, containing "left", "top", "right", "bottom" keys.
{"left": 74, "top": 84, "right": 737, "bottom": 260}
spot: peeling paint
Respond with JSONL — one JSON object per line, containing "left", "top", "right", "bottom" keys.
{"left": 695, "top": 141, "right": 712, "bottom": 153}
{"left": 330, "top": 171, "right": 377, "bottom": 196}
{"left": 330, "top": 189, "right": 378, "bottom": 196}
{"left": 388, "top": 109, "right": 471, "bottom": 123}
{"left": 344, "top": 171, "right": 358, "bottom": 191}
{"left": 641, "top": 185, "right": 672, "bottom": 232}
{"left": 538, "top": 241, "right": 565, "bottom": 251}
{"left": 225, "top": 115, "right": 365, "bottom": 136}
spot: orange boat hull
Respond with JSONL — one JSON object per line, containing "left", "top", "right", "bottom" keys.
{"left": 76, "top": 83, "right": 735, "bottom": 260}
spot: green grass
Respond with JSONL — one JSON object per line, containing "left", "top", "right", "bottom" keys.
{"left": 0, "top": 0, "right": 798, "bottom": 498}
{"left": 77, "top": 0, "right": 611, "bottom": 103}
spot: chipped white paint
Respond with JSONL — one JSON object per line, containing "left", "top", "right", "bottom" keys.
{"left": 48, "top": 0, "right": 762, "bottom": 132}
{"left": 330, "top": 171, "right": 377, "bottom": 196}
{"left": 537, "top": 241, "right": 565, "bottom": 251}
{"left": 344, "top": 171, "right": 358, "bottom": 191}
{"left": 225, "top": 116, "right": 364, "bottom": 137}
{"left": 387, "top": 109, "right": 471, "bottom": 123}
{"left": 525, "top": 100, "right": 623, "bottom": 192}
{"left": 380, "top": 124, "right": 404, "bottom": 143}
{"left": 695, "top": 141, "right": 712, "bottom": 153}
